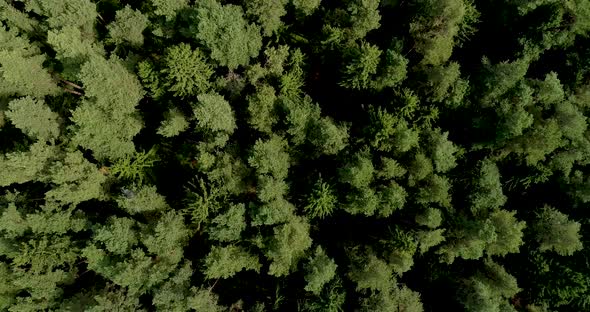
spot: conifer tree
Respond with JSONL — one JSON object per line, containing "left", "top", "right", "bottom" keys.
{"left": 194, "top": 0, "right": 262, "bottom": 69}
{"left": 203, "top": 245, "right": 261, "bottom": 279}
{"left": 534, "top": 206, "right": 583, "bottom": 256}
{"left": 265, "top": 216, "right": 312, "bottom": 276}
{"left": 6, "top": 97, "right": 60, "bottom": 141}
{"left": 163, "top": 43, "right": 214, "bottom": 97}
{"left": 71, "top": 56, "right": 144, "bottom": 160}
{"left": 304, "top": 246, "right": 337, "bottom": 295}
{"left": 107, "top": 6, "right": 149, "bottom": 47}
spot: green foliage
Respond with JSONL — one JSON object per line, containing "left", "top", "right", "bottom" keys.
{"left": 437, "top": 217, "right": 497, "bottom": 263}
{"left": 107, "top": 6, "right": 148, "bottom": 47}
{"left": 339, "top": 152, "right": 374, "bottom": 189}
{"left": 0, "top": 142, "right": 56, "bottom": 187}
{"left": 345, "top": 187, "right": 379, "bottom": 216}
{"left": 194, "top": 93, "right": 237, "bottom": 134}
{"left": 340, "top": 41, "right": 382, "bottom": 90}
{"left": 408, "top": 153, "right": 433, "bottom": 185}
{"left": 486, "top": 209, "right": 526, "bottom": 257}
{"left": 110, "top": 148, "right": 158, "bottom": 185}
{"left": 377, "top": 157, "right": 407, "bottom": 180}
{"left": 246, "top": 0, "right": 288, "bottom": 37}
{"left": 194, "top": 0, "right": 262, "bottom": 69}
{"left": 459, "top": 260, "right": 520, "bottom": 312}
{"left": 157, "top": 108, "right": 189, "bottom": 137}
{"left": 28, "top": 0, "right": 97, "bottom": 33}
{"left": 427, "top": 128, "right": 459, "bottom": 173}
{"left": 410, "top": 0, "right": 479, "bottom": 65}
{"left": 358, "top": 284, "right": 424, "bottom": 312}
{"left": 187, "top": 287, "right": 226, "bottom": 312}
{"left": 247, "top": 84, "right": 278, "bottom": 134}
{"left": 470, "top": 160, "right": 507, "bottom": 216}
{"left": 203, "top": 245, "right": 261, "bottom": 279}
{"left": 282, "top": 96, "right": 320, "bottom": 145}
{"left": 151, "top": 0, "right": 189, "bottom": 21}
{"left": 415, "top": 208, "right": 443, "bottom": 229}
{"left": 257, "top": 175, "right": 288, "bottom": 202}
{"left": 345, "top": 0, "right": 381, "bottom": 41}
{"left": 250, "top": 198, "right": 296, "bottom": 226}
{"left": 372, "top": 49, "right": 408, "bottom": 90}
{"left": 0, "top": 50, "right": 60, "bottom": 98}
{"left": 116, "top": 185, "right": 169, "bottom": 214}
{"left": 304, "top": 246, "right": 337, "bottom": 295}
{"left": 305, "top": 178, "right": 338, "bottom": 219}
{"left": 534, "top": 205, "right": 583, "bottom": 256}
{"left": 137, "top": 60, "right": 165, "bottom": 98}
{"left": 47, "top": 25, "right": 104, "bottom": 76}
{"left": 308, "top": 118, "right": 349, "bottom": 155}
{"left": 209, "top": 203, "right": 246, "bottom": 242}
{"left": 265, "top": 216, "right": 313, "bottom": 276}
{"left": 93, "top": 217, "right": 138, "bottom": 255}
{"left": 163, "top": 43, "right": 213, "bottom": 97}
{"left": 6, "top": 97, "right": 60, "bottom": 141}
{"left": 424, "top": 62, "right": 465, "bottom": 104}
{"left": 1, "top": 1, "right": 590, "bottom": 310}
{"left": 292, "top": 0, "right": 322, "bottom": 16}
{"left": 85, "top": 288, "right": 145, "bottom": 312}
{"left": 45, "top": 151, "right": 107, "bottom": 204}
{"left": 249, "top": 135, "right": 290, "bottom": 180}
{"left": 376, "top": 181, "right": 407, "bottom": 217}
{"left": 348, "top": 251, "right": 393, "bottom": 292}
{"left": 415, "top": 229, "right": 446, "bottom": 254}
{"left": 71, "top": 57, "right": 144, "bottom": 160}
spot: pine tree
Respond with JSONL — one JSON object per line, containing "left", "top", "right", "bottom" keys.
{"left": 157, "top": 108, "right": 189, "bottom": 137}
{"left": 305, "top": 178, "right": 338, "bottom": 219}
{"left": 107, "top": 6, "right": 149, "bottom": 47}
{"left": 0, "top": 50, "right": 60, "bottom": 98}
{"left": 486, "top": 209, "right": 526, "bottom": 257}
{"left": 208, "top": 203, "right": 246, "bottom": 242}
{"left": 194, "top": 0, "right": 262, "bottom": 69}
{"left": 247, "top": 84, "right": 278, "bottom": 134}
{"left": 245, "top": 0, "right": 288, "bottom": 37}
{"left": 304, "top": 246, "right": 337, "bottom": 295}
{"left": 6, "top": 97, "right": 60, "bottom": 141}
{"left": 410, "top": 0, "right": 479, "bottom": 65}
{"left": 0, "top": 141, "right": 56, "bottom": 187}
{"left": 340, "top": 41, "right": 382, "bottom": 90}
{"left": 265, "top": 216, "right": 313, "bottom": 276}
{"left": 203, "top": 245, "right": 261, "bottom": 279}
{"left": 71, "top": 56, "right": 144, "bottom": 160}
{"left": 151, "top": 0, "right": 189, "bottom": 21}
{"left": 163, "top": 43, "right": 213, "bottom": 97}
{"left": 339, "top": 152, "right": 374, "bottom": 189}
{"left": 292, "top": 0, "right": 322, "bottom": 17}
{"left": 534, "top": 206, "right": 583, "bottom": 256}
{"left": 459, "top": 260, "right": 520, "bottom": 312}
{"left": 193, "top": 93, "right": 237, "bottom": 134}
{"left": 249, "top": 135, "right": 290, "bottom": 180}
{"left": 44, "top": 151, "right": 108, "bottom": 204}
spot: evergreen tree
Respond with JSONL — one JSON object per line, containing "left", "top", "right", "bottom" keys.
{"left": 203, "top": 245, "right": 261, "bottom": 279}
{"left": 193, "top": 0, "right": 262, "bottom": 69}
{"left": 265, "top": 216, "right": 312, "bottom": 276}
{"left": 6, "top": 97, "right": 60, "bottom": 141}
{"left": 534, "top": 205, "right": 583, "bottom": 256}
{"left": 107, "top": 6, "right": 149, "bottom": 47}
{"left": 163, "top": 43, "right": 214, "bottom": 97}
{"left": 71, "top": 56, "right": 144, "bottom": 160}
{"left": 304, "top": 246, "right": 337, "bottom": 295}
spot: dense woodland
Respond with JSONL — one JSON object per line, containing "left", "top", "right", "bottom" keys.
{"left": 1, "top": 0, "right": 590, "bottom": 311}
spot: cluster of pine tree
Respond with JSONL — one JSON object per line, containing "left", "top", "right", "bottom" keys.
{"left": 0, "top": 0, "right": 590, "bottom": 311}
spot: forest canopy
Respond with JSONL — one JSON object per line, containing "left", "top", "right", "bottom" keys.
{"left": 1, "top": 0, "right": 590, "bottom": 311}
